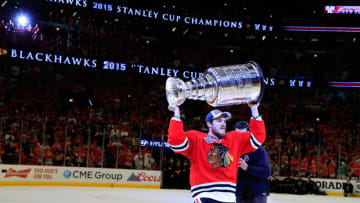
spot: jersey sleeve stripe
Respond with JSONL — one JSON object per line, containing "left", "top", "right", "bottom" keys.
{"left": 250, "top": 133, "right": 262, "bottom": 146}
{"left": 250, "top": 137, "right": 259, "bottom": 150}
{"left": 170, "top": 143, "right": 189, "bottom": 152}
{"left": 169, "top": 137, "right": 188, "bottom": 148}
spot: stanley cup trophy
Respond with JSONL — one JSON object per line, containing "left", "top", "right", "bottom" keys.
{"left": 166, "top": 61, "right": 264, "bottom": 107}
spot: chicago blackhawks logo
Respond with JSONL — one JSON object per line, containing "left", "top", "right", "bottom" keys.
{"left": 207, "top": 144, "right": 233, "bottom": 169}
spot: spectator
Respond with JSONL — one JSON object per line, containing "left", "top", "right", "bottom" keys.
{"left": 328, "top": 160, "right": 337, "bottom": 178}
{"left": 306, "top": 177, "right": 326, "bottom": 195}
{"left": 305, "top": 177, "right": 317, "bottom": 194}
{"left": 282, "top": 176, "right": 296, "bottom": 194}
{"left": 343, "top": 179, "right": 354, "bottom": 197}
{"left": 298, "top": 157, "right": 308, "bottom": 177}
{"left": 88, "top": 150, "right": 98, "bottom": 167}
{"left": 309, "top": 159, "right": 318, "bottom": 177}
{"left": 143, "top": 151, "right": 155, "bottom": 170}
{"left": 271, "top": 163, "right": 280, "bottom": 176}
{"left": 52, "top": 141, "right": 64, "bottom": 166}
{"left": 74, "top": 145, "right": 86, "bottom": 167}
{"left": 23, "top": 150, "right": 38, "bottom": 165}
{"left": 320, "top": 161, "right": 329, "bottom": 178}
{"left": 294, "top": 178, "right": 307, "bottom": 195}
{"left": 21, "top": 136, "right": 31, "bottom": 156}
{"left": 268, "top": 176, "right": 279, "bottom": 193}
{"left": 289, "top": 155, "right": 298, "bottom": 176}
{"left": 44, "top": 148, "right": 54, "bottom": 165}
{"left": 338, "top": 161, "right": 349, "bottom": 179}
{"left": 117, "top": 147, "right": 127, "bottom": 168}
{"left": 134, "top": 151, "right": 144, "bottom": 169}
{"left": 124, "top": 148, "right": 134, "bottom": 168}
{"left": 3, "top": 140, "right": 17, "bottom": 164}
{"left": 172, "top": 159, "right": 184, "bottom": 189}
{"left": 34, "top": 143, "right": 43, "bottom": 165}
{"left": 182, "top": 159, "right": 191, "bottom": 189}
{"left": 279, "top": 156, "right": 289, "bottom": 177}
{"left": 4, "top": 133, "right": 15, "bottom": 145}
{"left": 163, "top": 157, "right": 176, "bottom": 188}
{"left": 350, "top": 159, "right": 360, "bottom": 179}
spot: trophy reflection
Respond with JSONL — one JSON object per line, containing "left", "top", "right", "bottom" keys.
{"left": 166, "top": 61, "right": 264, "bottom": 107}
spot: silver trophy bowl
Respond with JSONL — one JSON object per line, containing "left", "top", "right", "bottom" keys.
{"left": 166, "top": 61, "right": 264, "bottom": 107}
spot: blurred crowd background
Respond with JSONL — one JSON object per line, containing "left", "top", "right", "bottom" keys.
{"left": 0, "top": 0, "right": 359, "bottom": 191}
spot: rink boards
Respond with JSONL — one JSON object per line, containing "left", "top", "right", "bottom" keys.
{"left": 0, "top": 164, "right": 359, "bottom": 197}
{"left": 0, "top": 164, "right": 161, "bottom": 189}
{"left": 276, "top": 176, "right": 360, "bottom": 197}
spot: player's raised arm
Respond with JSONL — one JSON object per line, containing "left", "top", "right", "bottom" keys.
{"left": 237, "top": 102, "right": 266, "bottom": 155}
{"left": 249, "top": 102, "right": 266, "bottom": 146}
{"left": 167, "top": 105, "right": 191, "bottom": 155}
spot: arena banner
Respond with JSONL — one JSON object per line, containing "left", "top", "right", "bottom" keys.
{"left": 141, "top": 138, "right": 171, "bottom": 150}
{"left": 282, "top": 26, "right": 360, "bottom": 32}
{"left": 328, "top": 81, "right": 360, "bottom": 88}
{"left": 325, "top": 5, "right": 360, "bottom": 14}
{"left": 277, "top": 176, "right": 360, "bottom": 197}
{"left": 312, "top": 178, "right": 359, "bottom": 195}
{"left": 2, "top": 47, "right": 315, "bottom": 88}
{"left": 44, "top": 0, "right": 273, "bottom": 32}
{"left": 6, "top": 48, "right": 203, "bottom": 79}
{"left": 0, "top": 164, "right": 161, "bottom": 188}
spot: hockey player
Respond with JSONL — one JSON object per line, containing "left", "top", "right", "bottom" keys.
{"left": 167, "top": 103, "right": 266, "bottom": 203}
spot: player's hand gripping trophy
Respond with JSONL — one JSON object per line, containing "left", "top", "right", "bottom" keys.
{"left": 166, "top": 61, "right": 264, "bottom": 110}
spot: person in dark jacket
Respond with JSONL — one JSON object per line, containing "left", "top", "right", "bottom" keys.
{"left": 283, "top": 176, "right": 296, "bottom": 194}
{"left": 294, "top": 178, "right": 307, "bottom": 195}
{"left": 235, "top": 121, "right": 271, "bottom": 203}
{"left": 306, "top": 177, "right": 326, "bottom": 195}
{"left": 343, "top": 179, "right": 354, "bottom": 197}
{"left": 268, "top": 176, "right": 279, "bottom": 193}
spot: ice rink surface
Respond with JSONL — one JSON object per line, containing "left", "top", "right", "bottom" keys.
{"left": 0, "top": 187, "right": 359, "bottom": 203}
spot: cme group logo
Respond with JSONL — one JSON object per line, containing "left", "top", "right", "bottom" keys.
{"left": 63, "top": 170, "right": 72, "bottom": 178}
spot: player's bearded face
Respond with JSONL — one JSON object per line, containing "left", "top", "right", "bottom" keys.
{"left": 210, "top": 117, "right": 226, "bottom": 138}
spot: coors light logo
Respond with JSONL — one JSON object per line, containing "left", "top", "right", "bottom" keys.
{"left": 127, "top": 172, "right": 161, "bottom": 182}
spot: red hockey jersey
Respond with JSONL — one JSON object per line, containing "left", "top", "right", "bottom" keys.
{"left": 168, "top": 119, "right": 266, "bottom": 202}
